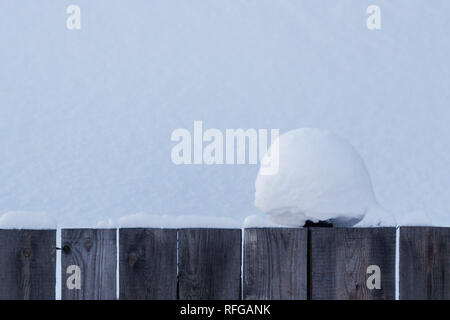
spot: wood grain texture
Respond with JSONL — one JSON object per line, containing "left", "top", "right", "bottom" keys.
{"left": 0, "top": 230, "right": 56, "bottom": 300}
{"left": 178, "top": 228, "right": 241, "bottom": 300}
{"left": 119, "top": 228, "right": 177, "bottom": 300}
{"left": 310, "top": 228, "right": 396, "bottom": 300}
{"left": 400, "top": 227, "right": 450, "bottom": 300}
{"left": 244, "top": 228, "right": 307, "bottom": 300}
{"left": 61, "top": 229, "right": 117, "bottom": 300}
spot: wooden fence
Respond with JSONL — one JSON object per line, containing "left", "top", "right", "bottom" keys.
{"left": 0, "top": 227, "right": 448, "bottom": 300}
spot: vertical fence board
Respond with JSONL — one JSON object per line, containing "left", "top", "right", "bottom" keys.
{"left": 0, "top": 230, "right": 56, "bottom": 300}
{"left": 178, "top": 228, "right": 241, "bottom": 300}
{"left": 61, "top": 229, "right": 117, "bottom": 300}
{"left": 243, "top": 228, "right": 307, "bottom": 300}
{"left": 400, "top": 227, "right": 450, "bottom": 300}
{"left": 119, "top": 228, "right": 177, "bottom": 300}
{"left": 310, "top": 228, "right": 396, "bottom": 300}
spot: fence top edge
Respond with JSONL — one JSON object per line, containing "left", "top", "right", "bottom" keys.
{"left": 244, "top": 227, "right": 307, "bottom": 231}
{"left": 309, "top": 226, "right": 397, "bottom": 230}
{"left": 177, "top": 227, "right": 242, "bottom": 231}
{"left": 117, "top": 227, "right": 242, "bottom": 231}
{"left": 61, "top": 228, "right": 117, "bottom": 231}
{"left": 398, "top": 226, "right": 450, "bottom": 230}
{"left": 0, "top": 228, "right": 56, "bottom": 232}
{"left": 3, "top": 226, "right": 447, "bottom": 232}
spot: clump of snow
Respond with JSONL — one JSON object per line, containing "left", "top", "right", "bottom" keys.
{"left": 396, "top": 210, "right": 435, "bottom": 227}
{"left": 0, "top": 211, "right": 57, "bottom": 229}
{"left": 98, "top": 212, "right": 242, "bottom": 229}
{"left": 354, "top": 205, "right": 397, "bottom": 227}
{"left": 255, "top": 128, "right": 396, "bottom": 227}
{"left": 243, "top": 214, "right": 284, "bottom": 228}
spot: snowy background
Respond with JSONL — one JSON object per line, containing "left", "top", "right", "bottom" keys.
{"left": 0, "top": 1, "right": 449, "bottom": 227}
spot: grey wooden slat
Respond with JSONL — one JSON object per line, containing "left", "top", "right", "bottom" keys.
{"left": 0, "top": 229, "right": 56, "bottom": 300}
{"left": 244, "top": 228, "right": 307, "bottom": 300}
{"left": 311, "top": 227, "right": 396, "bottom": 300}
{"left": 400, "top": 227, "right": 450, "bottom": 300}
{"left": 61, "top": 228, "right": 117, "bottom": 300}
{"left": 119, "top": 228, "right": 177, "bottom": 300}
{"left": 178, "top": 228, "right": 241, "bottom": 300}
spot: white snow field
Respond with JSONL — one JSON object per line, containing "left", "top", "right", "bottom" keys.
{"left": 0, "top": 1, "right": 449, "bottom": 227}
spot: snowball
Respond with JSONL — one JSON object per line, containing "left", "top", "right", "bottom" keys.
{"left": 0, "top": 211, "right": 57, "bottom": 229}
{"left": 255, "top": 128, "right": 396, "bottom": 227}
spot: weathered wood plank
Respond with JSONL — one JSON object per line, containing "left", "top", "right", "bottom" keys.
{"left": 61, "top": 228, "right": 117, "bottom": 300}
{"left": 244, "top": 228, "right": 307, "bottom": 300}
{"left": 400, "top": 227, "right": 450, "bottom": 300}
{"left": 178, "top": 228, "right": 241, "bottom": 300}
{"left": 119, "top": 228, "right": 177, "bottom": 300}
{"left": 310, "top": 227, "right": 396, "bottom": 300}
{"left": 0, "top": 230, "right": 56, "bottom": 300}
